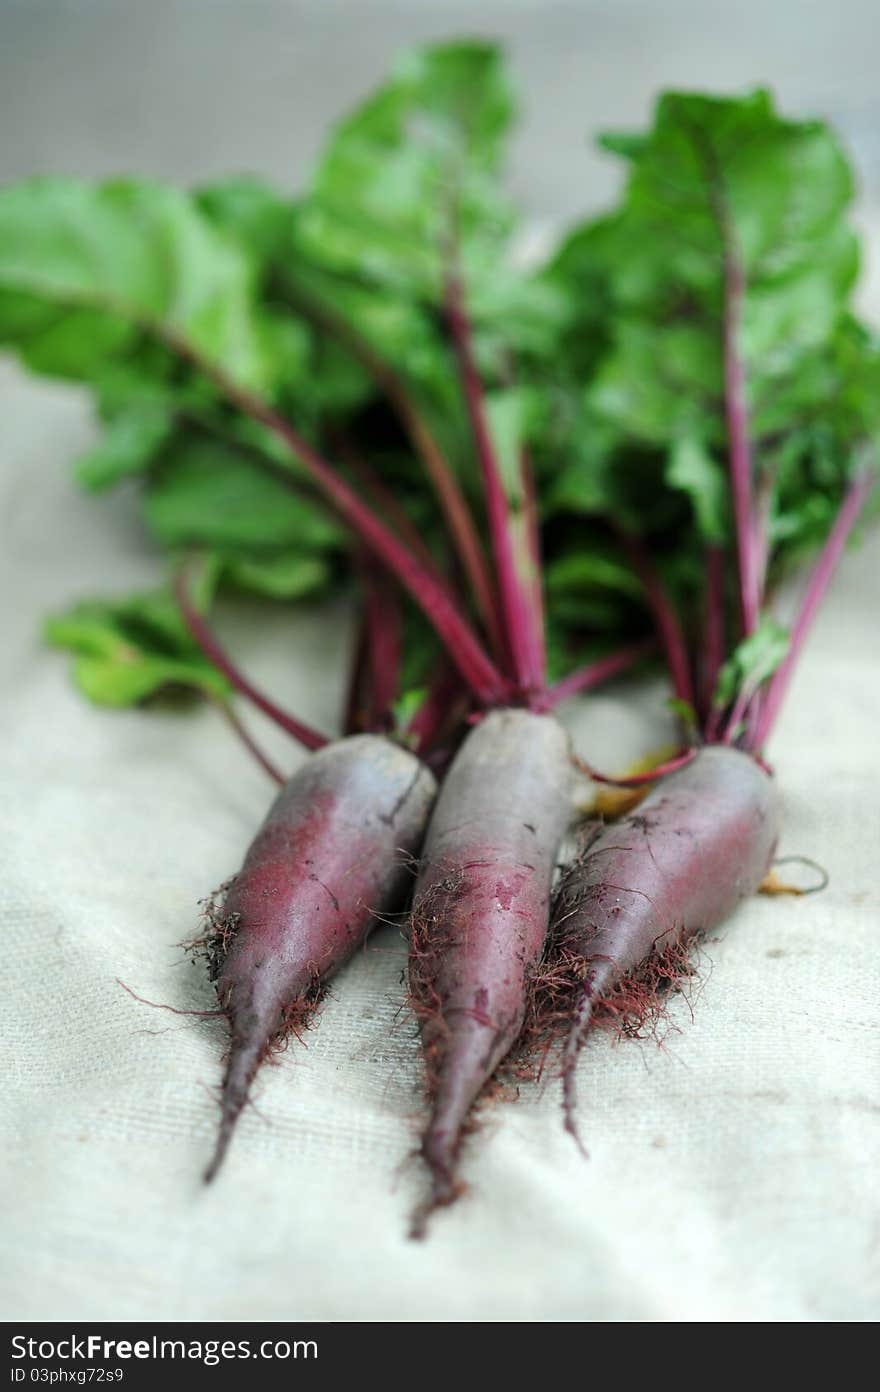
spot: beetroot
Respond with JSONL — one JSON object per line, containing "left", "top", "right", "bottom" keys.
{"left": 205, "top": 734, "right": 436, "bottom": 1180}
{"left": 409, "top": 708, "right": 572, "bottom": 1231}
{"left": 549, "top": 746, "right": 780, "bottom": 1141}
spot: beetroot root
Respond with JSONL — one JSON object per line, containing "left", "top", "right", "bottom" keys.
{"left": 549, "top": 745, "right": 781, "bottom": 1141}
{"left": 205, "top": 734, "right": 436, "bottom": 1180}
{"left": 409, "top": 708, "right": 572, "bottom": 1230}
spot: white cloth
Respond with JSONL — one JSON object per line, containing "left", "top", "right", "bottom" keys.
{"left": 1, "top": 358, "right": 878, "bottom": 1322}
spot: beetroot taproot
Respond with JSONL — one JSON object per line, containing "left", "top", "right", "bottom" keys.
{"left": 549, "top": 746, "right": 781, "bottom": 1142}
{"left": 205, "top": 734, "right": 436, "bottom": 1180}
{"left": 409, "top": 708, "right": 572, "bottom": 1230}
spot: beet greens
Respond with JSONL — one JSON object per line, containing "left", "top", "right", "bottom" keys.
{"left": 543, "top": 90, "right": 879, "bottom": 750}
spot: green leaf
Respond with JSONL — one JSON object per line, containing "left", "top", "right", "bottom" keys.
{"left": 391, "top": 686, "right": 428, "bottom": 738}
{"left": 536, "top": 215, "right": 617, "bottom": 385}
{"left": 611, "top": 90, "right": 854, "bottom": 297}
{"left": 220, "top": 552, "right": 330, "bottom": 599}
{"left": 143, "top": 438, "right": 342, "bottom": 553}
{"left": 291, "top": 34, "right": 563, "bottom": 387}
{"left": 547, "top": 403, "right": 684, "bottom": 534}
{"left": 469, "top": 272, "right": 569, "bottom": 373}
{"left": 666, "top": 696, "right": 699, "bottom": 735}
{"left": 545, "top": 546, "right": 643, "bottom": 601}
{"left": 285, "top": 41, "right": 566, "bottom": 477}
{"left": 760, "top": 318, "right": 880, "bottom": 568}
{"left": 258, "top": 312, "right": 313, "bottom": 401}
{"left": 713, "top": 618, "right": 790, "bottom": 708}
{"left": 75, "top": 402, "right": 174, "bottom": 491}
{"left": 0, "top": 177, "right": 270, "bottom": 390}
{"left": 45, "top": 586, "right": 229, "bottom": 707}
{"left": 597, "top": 130, "right": 648, "bottom": 161}
{"left": 576, "top": 91, "right": 860, "bottom": 425}
{"left": 665, "top": 432, "right": 729, "bottom": 542}
{"left": 547, "top": 86, "right": 876, "bottom": 668}
{"left": 297, "top": 41, "right": 516, "bottom": 299}
{"left": 280, "top": 252, "right": 456, "bottom": 410}
{"left": 543, "top": 541, "right": 645, "bottom": 635}
{"left": 196, "top": 177, "right": 295, "bottom": 271}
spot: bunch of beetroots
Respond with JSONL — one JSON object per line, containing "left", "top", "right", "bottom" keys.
{"left": 2, "top": 45, "right": 877, "bottom": 1234}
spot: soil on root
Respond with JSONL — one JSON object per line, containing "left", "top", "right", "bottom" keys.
{"left": 518, "top": 930, "right": 700, "bottom": 1090}
{"left": 185, "top": 878, "right": 240, "bottom": 983}
{"left": 406, "top": 867, "right": 468, "bottom": 1093}
{"left": 187, "top": 880, "right": 327, "bottom": 1092}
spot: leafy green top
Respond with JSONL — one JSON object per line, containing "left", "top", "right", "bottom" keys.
{"left": 545, "top": 89, "right": 878, "bottom": 739}
{"left": 553, "top": 90, "right": 878, "bottom": 539}
{"left": 0, "top": 53, "right": 875, "bottom": 743}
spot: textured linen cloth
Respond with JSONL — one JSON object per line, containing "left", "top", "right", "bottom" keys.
{"left": 2, "top": 359, "right": 878, "bottom": 1322}
{"left": 2, "top": 0, "right": 880, "bottom": 1324}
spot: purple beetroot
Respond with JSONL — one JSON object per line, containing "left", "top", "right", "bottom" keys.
{"left": 205, "top": 734, "right": 436, "bottom": 1180}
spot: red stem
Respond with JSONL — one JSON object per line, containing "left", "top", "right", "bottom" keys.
{"left": 692, "top": 123, "right": 761, "bottom": 639}
{"left": 720, "top": 681, "right": 757, "bottom": 745}
{"left": 745, "top": 686, "right": 764, "bottom": 748}
{"left": 700, "top": 544, "right": 726, "bottom": 726}
{"left": 618, "top": 532, "right": 696, "bottom": 708}
{"left": 720, "top": 220, "right": 760, "bottom": 637}
{"left": 341, "top": 607, "right": 371, "bottom": 736}
{"left": 753, "top": 465, "right": 776, "bottom": 606}
{"left": 286, "top": 279, "right": 502, "bottom": 653}
{"left": 445, "top": 272, "right": 546, "bottom": 694}
{"left": 751, "top": 470, "right": 875, "bottom": 749}
{"left": 573, "top": 747, "right": 697, "bottom": 788}
{"left": 161, "top": 330, "right": 507, "bottom": 706}
{"left": 519, "top": 445, "right": 547, "bottom": 687}
{"left": 537, "top": 638, "right": 655, "bottom": 711}
{"left": 363, "top": 561, "right": 403, "bottom": 729}
{"left": 406, "top": 659, "right": 467, "bottom": 759}
{"left": 334, "top": 434, "right": 441, "bottom": 580}
{"left": 213, "top": 698, "right": 286, "bottom": 785}
{"left": 174, "top": 565, "right": 329, "bottom": 751}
